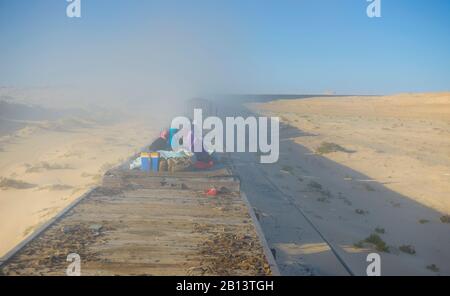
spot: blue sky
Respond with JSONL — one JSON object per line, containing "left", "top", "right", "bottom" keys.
{"left": 0, "top": 0, "right": 449, "bottom": 95}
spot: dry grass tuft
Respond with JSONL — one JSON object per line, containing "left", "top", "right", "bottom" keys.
{"left": 316, "top": 142, "right": 355, "bottom": 155}
{"left": 0, "top": 177, "right": 37, "bottom": 190}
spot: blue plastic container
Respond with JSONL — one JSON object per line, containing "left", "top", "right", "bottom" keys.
{"left": 150, "top": 152, "right": 160, "bottom": 172}
{"left": 140, "top": 153, "right": 150, "bottom": 172}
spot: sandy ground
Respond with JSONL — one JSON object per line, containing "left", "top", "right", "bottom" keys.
{"left": 0, "top": 118, "right": 156, "bottom": 257}
{"left": 249, "top": 93, "right": 450, "bottom": 215}
{"left": 236, "top": 93, "right": 450, "bottom": 275}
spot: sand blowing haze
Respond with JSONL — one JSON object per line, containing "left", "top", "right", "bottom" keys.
{"left": 0, "top": 95, "right": 161, "bottom": 257}
{"left": 250, "top": 93, "right": 450, "bottom": 214}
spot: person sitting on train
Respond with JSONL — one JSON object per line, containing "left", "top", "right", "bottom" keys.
{"left": 149, "top": 130, "right": 171, "bottom": 151}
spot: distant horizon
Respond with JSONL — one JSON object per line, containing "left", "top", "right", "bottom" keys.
{"left": 2, "top": 84, "right": 450, "bottom": 100}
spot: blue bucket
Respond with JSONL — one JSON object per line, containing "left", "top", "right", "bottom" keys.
{"left": 140, "top": 153, "right": 150, "bottom": 172}
{"left": 150, "top": 152, "right": 160, "bottom": 172}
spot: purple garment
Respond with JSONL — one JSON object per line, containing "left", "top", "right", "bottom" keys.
{"left": 187, "top": 129, "right": 204, "bottom": 152}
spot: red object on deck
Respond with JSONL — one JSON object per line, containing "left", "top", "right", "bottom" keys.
{"left": 194, "top": 160, "right": 214, "bottom": 170}
{"left": 205, "top": 188, "right": 218, "bottom": 196}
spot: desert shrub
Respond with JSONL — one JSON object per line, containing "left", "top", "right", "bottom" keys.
{"left": 0, "top": 177, "right": 37, "bottom": 189}
{"left": 426, "top": 264, "right": 439, "bottom": 272}
{"left": 308, "top": 181, "right": 323, "bottom": 191}
{"left": 399, "top": 245, "right": 416, "bottom": 255}
{"left": 375, "top": 227, "right": 385, "bottom": 234}
{"left": 355, "top": 209, "right": 368, "bottom": 215}
{"left": 363, "top": 233, "right": 389, "bottom": 252}
{"left": 440, "top": 215, "right": 450, "bottom": 224}
{"left": 316, "top": 142, "right": 354, "bottom": 155}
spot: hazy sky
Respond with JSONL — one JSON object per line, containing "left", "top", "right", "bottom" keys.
{"left": 0, "top": 0, "right": 449, "bottom": 95}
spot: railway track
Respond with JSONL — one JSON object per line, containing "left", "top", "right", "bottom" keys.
{"left": 229, "top": 157, "right": 355, "bottom": 276}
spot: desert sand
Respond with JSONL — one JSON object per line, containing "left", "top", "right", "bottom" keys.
{"left": 240, "top": 93, "right": 450, "bottom": 275}
{"left": 249, "top": 93, "right": 450, "bottom": 215}
{"left": 0, "top": 116, "right": 158, "bottom": 257}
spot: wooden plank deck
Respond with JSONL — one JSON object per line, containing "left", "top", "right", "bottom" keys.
{"left": 0, "top": 167, "right": 272, "bottom": 276}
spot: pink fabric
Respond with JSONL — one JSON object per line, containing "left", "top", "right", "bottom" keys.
{"left": 160, "top": 130, "right": 169, "bottom": 140}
